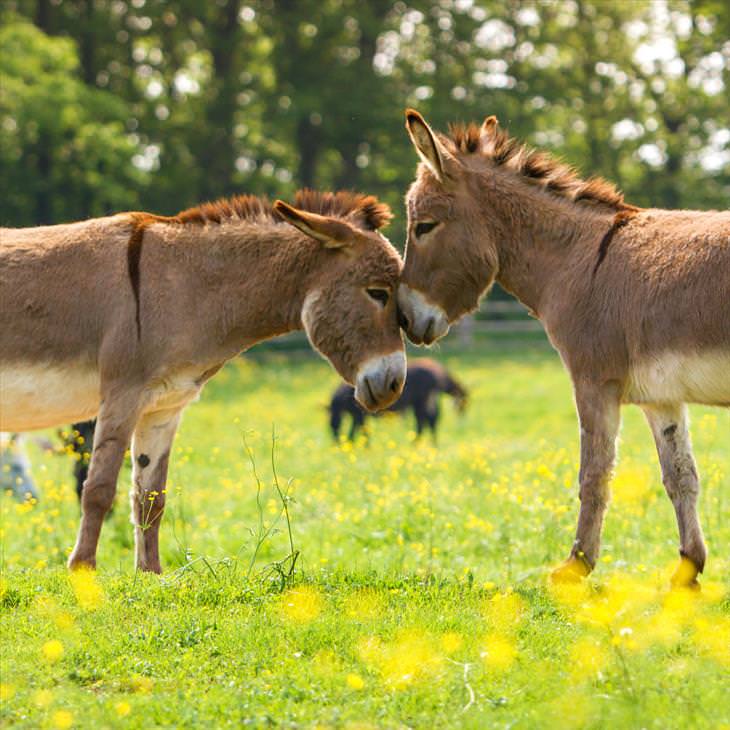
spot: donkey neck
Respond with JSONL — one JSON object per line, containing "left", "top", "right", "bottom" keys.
{"left": 162, "top": 221, "right": 328, "bottom": 353}
{"left": 473, "top": 171, "right": 615, "bottom": 316}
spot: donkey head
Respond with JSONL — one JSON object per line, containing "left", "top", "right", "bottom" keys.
{"left": 398, "top": 109, "right": 500, "bottom": 345}
{"left": 274, "top": 199, "right": 406, "bottom": 412}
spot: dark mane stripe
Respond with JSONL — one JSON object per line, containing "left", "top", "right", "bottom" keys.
{"left": 442, "top": 122, "right": 634, "bottom": 211}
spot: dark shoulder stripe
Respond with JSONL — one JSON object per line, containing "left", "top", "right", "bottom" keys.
{"left": 127, "top": 219, "right": 145, "bottom": 339}
{"left": 126, "top": 213, "right": 171, "bottom": 339}
{"left": 592, "top": 210, "right": 637, "bottom": 276}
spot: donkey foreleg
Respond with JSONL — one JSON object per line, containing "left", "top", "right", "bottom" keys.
{"left": 68, "top": 392, "right": 141, "bottom": 570}
{"left": 130, "top": 407, "right": 182, "bottom": 574}
{"left": 553, "top": 381, "right": 621, "bottom": 582}
{"left": 642, "top": 403, "right": 706, "bottom": 588}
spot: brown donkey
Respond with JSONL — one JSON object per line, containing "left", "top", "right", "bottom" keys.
{"left": 399, "top": 109, "right": 729, "bottom": 587}
{"left": 0, "top": 190, "right": 405, "bottom": 573}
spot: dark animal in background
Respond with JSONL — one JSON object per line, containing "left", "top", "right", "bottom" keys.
{"left": 64, "top": 421, "right": 96, "bottom": 501}
{"left": 329, "top": 359, "right": 467, "bottom": 440}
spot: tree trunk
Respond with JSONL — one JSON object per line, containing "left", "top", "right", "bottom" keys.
{"left": 35, "top": 138, "right": 52, "bottom": 225}
{"left": 35, "top": 0, "right": 52, "bottom": 32}
{"left": 198, "top": 0, "right": 241, "bottom": 200}
{"left": 34, "top": 0, "right": 54, "bottom": 224}
{"left": 297, "top": 117, "right": 320, "bottom": 189}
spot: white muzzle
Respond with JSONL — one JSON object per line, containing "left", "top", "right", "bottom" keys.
{"left": 354, "top": 351, "right": 406, "bottom": 412}
{"left": 397, "top": 285, "right": 450, "bottom": 345}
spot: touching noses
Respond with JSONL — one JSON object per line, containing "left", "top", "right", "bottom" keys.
{"left": 397, "top": 284, "right": 450, "bottom": 345}
{"left": 354, "top": 351, "right": 406, "bottom": 412}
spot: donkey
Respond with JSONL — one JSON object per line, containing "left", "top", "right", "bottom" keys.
{"left": 329, "top": 358, "right": 467, "bottom": 440}
{"left": 0, "top": 190, "right": 406, "bottom": 573}
{"left": 399, "top": 109, "right": 729, "bottom": 587}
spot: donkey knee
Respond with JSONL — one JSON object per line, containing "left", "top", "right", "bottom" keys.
{"left": 665, "top": 473, "right": 699, "bottom": 501}
{"left": 81, "top": 479, "right": 116, "bottom": 515}
{"left": 578, "top": 481, "right": 610, "bottom": 510}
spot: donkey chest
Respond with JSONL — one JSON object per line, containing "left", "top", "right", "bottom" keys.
{"left": 626, "top": 351, "right": 730, "bottom": 406}
{"left": 141, "top": 364, "right": 222, "bottom": 414}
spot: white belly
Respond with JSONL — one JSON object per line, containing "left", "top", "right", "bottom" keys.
{"left": 627, "top": 351, "right": 730, "bottom": 406}
{"left": 0, "top": 362, "right": 100, "bottom": 431}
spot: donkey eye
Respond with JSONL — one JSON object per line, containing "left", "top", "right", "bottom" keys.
{"left": 366, "top": 288, "right": 390, "bottom": 306}
{"left": 414, "top": 221, "right": 439, "bottom": 238}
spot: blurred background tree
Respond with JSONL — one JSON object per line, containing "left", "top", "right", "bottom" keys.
{"left": 2, "top": 0, "right": 728, "bottom": 238}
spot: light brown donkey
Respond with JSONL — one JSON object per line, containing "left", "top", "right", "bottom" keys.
{"left": 399, "top": 109, "right": 729, "bottom": 587}
{"left": 0, "top": 190, "right": 405, "bottom": 573}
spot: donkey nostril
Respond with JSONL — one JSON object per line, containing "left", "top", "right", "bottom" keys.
{"left": 424, "top": 317, "right": 435, "bottom": 342}
{"left": 364, "top": 376, "right": 376, "bottom": 404}
{"left": 398, "top": 310, "right": 410, "bottom": 331}
{"left": 389, "top": 377, "right": 400, "bottom": 393}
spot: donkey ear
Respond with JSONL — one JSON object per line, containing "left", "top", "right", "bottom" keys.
{"left": 405, "top": 108, "right": 449, "bottom": 182}
{"left": 481, "top": 115, "right": 499, "bottom": 139}
{"left": 273, "top": 200, "right": 354, "bottom": 249}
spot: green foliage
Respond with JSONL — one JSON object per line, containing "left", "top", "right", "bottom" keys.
{"left": 1, "top": 1, "right": 728, "bottom": 230}
{"left": 0, "top": 18, "right": 144, "bottom": 225}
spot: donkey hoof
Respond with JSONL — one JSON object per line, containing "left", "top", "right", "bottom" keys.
{"left": 670, "top": 556, "right": 701, "bottom": 591}
{"left": 67, "top": 555, "right": 96, "bottom": 571}
{"left": 137, "top": 562, "right": 163, "bottom": 575}
{"left": 551, "top": 557, "right": 590, "bottom": 584}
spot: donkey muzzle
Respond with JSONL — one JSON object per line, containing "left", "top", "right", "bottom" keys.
{"left": 397, "top": 285, "right": 450, "bottom": 345}
{"left": 354, "top": 351, "right": 406, "bottom": 412}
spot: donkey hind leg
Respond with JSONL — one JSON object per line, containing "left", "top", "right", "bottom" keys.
{"left": 349, "top": 411, "right": 365, "bottom": 441}
{"left": 413, "top": 405, "right": 426, "bottom": 438}
{"left": 68, "top": 393, "right": 141, "bottom": 570}
{"left": 130, "top": 408, "right": 182, "bottom": 574}
{"left": 426, "top": 402, "right": 439, "bottom": 443}
{"left": 552, "top": 381, "right": 621, "bottom": 583}
{"left": 642, "top": 403, "right": 706, "bottom": 588}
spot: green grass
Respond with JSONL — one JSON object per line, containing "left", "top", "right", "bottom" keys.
{"left": 2, "top": 344, "right": 729, "bottom": 729}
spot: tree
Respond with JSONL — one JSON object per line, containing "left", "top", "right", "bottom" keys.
{"left": 0, "top": 18, "right": 144, "bottom": 225}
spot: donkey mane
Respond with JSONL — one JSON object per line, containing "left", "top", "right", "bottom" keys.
{"left": 173, "top": 189, "right": 392, "bottom": 231}
{"left": 442, "top": 122, "right": 634, "bottom": 211}
{"left": 126, "top": 190, "right": 392, "bottom": 339}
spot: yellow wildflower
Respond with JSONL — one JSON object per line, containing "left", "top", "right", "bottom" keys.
{"left": 278, "top": 586, "right": 323, "bottom": 623}
{"left": 483, "top": 590, "right": 525, "bottom": 633}
{"left": 440, "top": 632, "right": 463, "bottom": 654}
{"left": 69, "top": 569, "right": 104, "bottom": 611}
{"left": 33, "top": 689, "right": 53, "bottom": 707}
{"left": 54, "top": 611, "right": 75, "bottom": 631}
{"left": 115, "top": 701, "right": 132, "bottom": 717}
{"left": 346, "top": 673, "right": 365, "bottom": 690}
{"left": 694, "top": 617, "right": 730, "bottom": 665}
{"left": 569, "top": 637, "right": 609, "bottom": 677}
{"left": 312, "top": 649, "right": 341, "bottom": 677}
{"left": 52, "top": 710, "right": 73, "bottom": 729}
{"left": 131, "top": 674, "right": 154, "bottom": 693}
{"left": 357, "top": 631, "right": 442, "bottom": 689}
{"left": 42, "top": 639, "right": 64, "bottom": 663}
{"left": 481, "top": 633, "right": 517, "bottom": 672}
{"left": 343, "top": 589, "right": 383, "bottom": 620}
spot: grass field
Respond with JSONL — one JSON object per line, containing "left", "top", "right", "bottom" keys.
{"left": 1, "top": 343, "right": 729, "bottom": 729}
